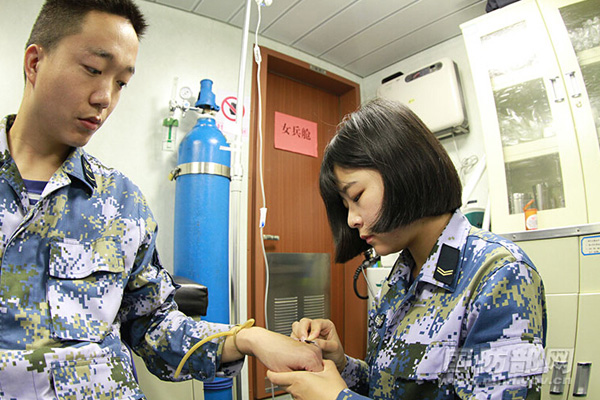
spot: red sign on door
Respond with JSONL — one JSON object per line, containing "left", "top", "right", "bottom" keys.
{"left": 273, "top": 111, "right": 318, "bottom": 158}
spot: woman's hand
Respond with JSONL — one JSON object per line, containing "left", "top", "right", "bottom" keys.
{"left": 267, "top": 359, "right": 348, "bottom": 400}
{"left": 291, "top": 318, "right": 346, "bottom": 373}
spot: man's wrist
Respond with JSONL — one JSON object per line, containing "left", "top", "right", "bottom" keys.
{"left": 234, "top": 326, "right": 261, "bottom": 357}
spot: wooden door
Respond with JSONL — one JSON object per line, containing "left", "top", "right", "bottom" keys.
{"left": 247, "top": 47, "right": 364, "bottom": 399}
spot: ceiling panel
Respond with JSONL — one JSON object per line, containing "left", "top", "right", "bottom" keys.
{"left": 292, "top": 0, "right": 417, "bottom": 57}
{"left": 144, "top": 0, "right": 488, "bottom": 78}
{"left": 191, "top": 0, "right": 245, "bottom": 21}
{"left": 320, "top": 0, "right": 485, "bottom": 67}
{"left": 228, "top": 1, "right": 303, "bottom": 33}
{"left": 260, "top": 0, "right": 357, "bottom": 46}
{"left": 154, "top": 0, "right": 199, "bottom": 12}
{"left": 344, "top": 2, "right": 488, "bottom": 77}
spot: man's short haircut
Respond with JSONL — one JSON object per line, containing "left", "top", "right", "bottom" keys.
{"left": 319, "top": 98, "right": 463, "bottom": 263}
{"left": 26, "top": 0, "right": 148, "bottom": 51}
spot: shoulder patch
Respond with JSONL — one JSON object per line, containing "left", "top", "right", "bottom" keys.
{"left": 81, "top": 156, "right": 97, "bottom": 189}
{"left": 434, "top": 244, "right": 460, "bottom": 285}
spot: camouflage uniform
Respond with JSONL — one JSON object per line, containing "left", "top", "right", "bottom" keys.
{"left": 0, "top": 115, "right": 242, "bottom": 399}
{"left": 338, "top": 210, "right": 547, "bottom": 400}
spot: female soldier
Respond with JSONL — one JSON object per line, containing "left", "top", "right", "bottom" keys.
{"left": 267, "top": 98, "right": 547, "bottom": 400}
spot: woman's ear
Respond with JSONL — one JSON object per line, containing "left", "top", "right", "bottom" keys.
{"left": 24, "top": 44, "right": 43, "bottom": 86}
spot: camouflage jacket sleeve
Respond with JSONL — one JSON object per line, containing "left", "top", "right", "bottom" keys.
{"left": 451, "top": 258, "right": 546, "bottom": 399}
{"left": 336, "top": 388, "right": 371, "bottom": 400}
{"left": 340, "top": 355, "right": 369, "bottom": 394}
{"left": 118, "top": 204, "right": 243, "bottom": 381}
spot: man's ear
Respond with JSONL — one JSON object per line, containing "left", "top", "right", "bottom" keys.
{"left": 24, "top": 44, "right": 43, "bottom": 86}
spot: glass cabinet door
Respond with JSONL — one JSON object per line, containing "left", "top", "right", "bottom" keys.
{"left": 461, "top": 0, "right": 588, "bottom": 233}
{"left": 539, "top": 0, "right": 600, "bottom": 223}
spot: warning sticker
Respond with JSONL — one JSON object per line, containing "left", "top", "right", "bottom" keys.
{"left": 214, "top": 91, "right": 250, "bottom": 139}
{"left": 221, "top": 96, "right": 245, "bottom": 122}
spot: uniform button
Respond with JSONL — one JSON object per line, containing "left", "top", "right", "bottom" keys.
{"left": 374, "top": 313, "right": 386, "bottom": 328}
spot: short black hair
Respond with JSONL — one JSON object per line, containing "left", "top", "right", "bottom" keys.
{"left": 26, "top": 0, "right": 148, "bottom": 51}
{"left": 320, "top": 98, "right": 462, "bottom": 263}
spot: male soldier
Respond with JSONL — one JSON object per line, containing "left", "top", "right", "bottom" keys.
{"left": 0, "top": 0, "right": 322, "bottom": 398}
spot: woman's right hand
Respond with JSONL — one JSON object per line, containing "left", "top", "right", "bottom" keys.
{"left": 291, "top": 318, "right": 347, "bottom": 373}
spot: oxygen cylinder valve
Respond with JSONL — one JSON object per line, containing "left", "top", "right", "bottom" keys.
{"left": 196, "top": 79, "right": 220, "bottom": 113}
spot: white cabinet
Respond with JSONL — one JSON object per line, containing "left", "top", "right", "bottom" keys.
{"left": 505, "top": 225, "right": 600, "bottom": 399}
{"left": 461, "top": 0, "right": 600, "bottom": 233}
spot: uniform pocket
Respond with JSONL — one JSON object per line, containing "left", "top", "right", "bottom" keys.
{"left": 48, "top": 237, "right": 125, "bottom": 342}
{"left": 51, "top": 355, "right": 143, "bottom": 400}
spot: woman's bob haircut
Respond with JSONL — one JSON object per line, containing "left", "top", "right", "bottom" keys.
{"left": 320, "top": 98, "right": 462, "bottom": 263}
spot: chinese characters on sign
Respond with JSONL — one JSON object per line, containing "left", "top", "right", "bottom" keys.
{"left": 274, "top": 111, "right": 318, "bottom": 157}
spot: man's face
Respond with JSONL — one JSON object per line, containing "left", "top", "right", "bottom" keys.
{"left": 29, "top": 10, "right": 139, "bottom": 148}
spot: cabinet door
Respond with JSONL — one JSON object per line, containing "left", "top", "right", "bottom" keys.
{"left": 538, "top": 0, "right": 600, "bottom": 224}
{"left": 461, "top": 0, "right": 588, "bottom": 233}
{"left": 543, "top": 294, "right": 578, "bottom": 400}
{"left": 566, "top": 239, "right": 600, "bottom": 399}
{"left": 568, "top": 293, "right": 600, "bottom": 399}
{"left": 517, "top": 237, "right": 579, "bottom": 400}
{"left": 516, "top": 236, "right": 579, "bottom": 295}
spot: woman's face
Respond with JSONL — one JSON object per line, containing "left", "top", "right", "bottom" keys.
{"left": 334, "top": 165, "right": 418, "bottom": 256}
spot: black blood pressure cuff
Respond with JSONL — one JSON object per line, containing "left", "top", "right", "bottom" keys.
{"left": 173, "top": 276, "right": 208, "bottom": 318}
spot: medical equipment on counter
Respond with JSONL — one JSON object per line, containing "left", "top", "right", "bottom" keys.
{"left": 171, "top": 79, "right": 232, "bottom": 400}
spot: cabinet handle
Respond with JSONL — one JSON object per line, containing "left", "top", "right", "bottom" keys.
{"left": 573, "top": 362, "right": 591, "bottom": 397}
{"left": 565, "top": 71, "right": 582, "bottom": 98}
{"left": 549, "top": 77, "right": 565, "bottom": 103}
{"left": 262, "top": 234, "right": 280, "bottom": 241}
{"left": 550, "top": 361, "right": 568, "bottom": 395}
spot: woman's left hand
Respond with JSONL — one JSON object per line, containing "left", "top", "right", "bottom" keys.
{"left": 266, "top": 359, "right": 348, "bottom": 400}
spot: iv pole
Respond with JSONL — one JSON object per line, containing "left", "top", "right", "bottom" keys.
{"left": 231, "top": 0, "right": 253, "bottom": 398}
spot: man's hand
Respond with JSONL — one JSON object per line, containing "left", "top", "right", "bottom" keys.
{"left": 223, "top": 326, "right": 324, "bottom": 372}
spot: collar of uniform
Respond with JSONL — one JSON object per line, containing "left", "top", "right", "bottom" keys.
{"left": 414, "top": 209, "right": 471, "bottom": 291}
{"left": 1, "top": 115, "right": 95, "bottom": 196}
{"left": 0, "top": 115, "right": 16, "bottom": 166}
{"left": 59, "top": 147, "right": 97, "bottom": 195}
{"left": 387, "top": 251, "right": 413, "bottom": 287}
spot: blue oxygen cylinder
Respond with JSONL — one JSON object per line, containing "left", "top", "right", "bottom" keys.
{"left": 173, "top": 79, "right": 232, "bottom": 399}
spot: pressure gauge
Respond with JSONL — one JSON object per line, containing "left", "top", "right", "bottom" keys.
{"left": 179, "top": 86, "right": 194, "bottom": 100}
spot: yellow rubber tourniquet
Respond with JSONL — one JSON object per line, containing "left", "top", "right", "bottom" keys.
{"left": 174, "top": 318, "right": 255, "bottom": 378}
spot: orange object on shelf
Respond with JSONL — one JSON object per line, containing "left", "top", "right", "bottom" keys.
{"left": 523, "top": 199, "right": 538, "bottom": 231}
